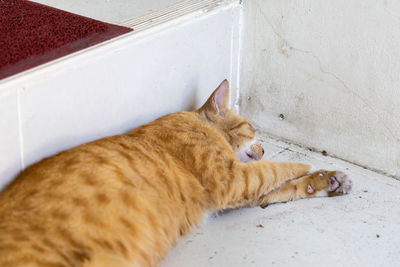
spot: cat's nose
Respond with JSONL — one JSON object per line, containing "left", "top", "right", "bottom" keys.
{"left": 261, "top": 147, "right": 264, "bottom": 155}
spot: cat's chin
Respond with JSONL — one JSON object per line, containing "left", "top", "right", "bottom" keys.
{"left": 236, "top": 151, "right": 256, "bottom": 163}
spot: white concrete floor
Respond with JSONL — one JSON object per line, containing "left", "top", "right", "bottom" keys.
{"left": 161, "top": 135, "right": 400, "bottom": 267}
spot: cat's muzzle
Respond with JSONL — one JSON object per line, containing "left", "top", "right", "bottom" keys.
{"left": 246, "top": 143, "right": 264, "bottom": 161}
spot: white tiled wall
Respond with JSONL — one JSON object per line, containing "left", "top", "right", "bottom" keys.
{"left": 0, "top": 5, "right": 240, "bottom": 189}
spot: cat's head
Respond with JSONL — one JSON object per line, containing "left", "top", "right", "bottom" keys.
{"left": 198, "top": 80, "right": 264, "bottom": 162}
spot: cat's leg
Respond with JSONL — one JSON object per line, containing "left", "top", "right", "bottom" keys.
{"left": 261, "top": 160, "right": 314, "bottom": 179}
{"left": 215, "top": 160, "right": 313, "bottom": 209}
{"left": 253, "top": 170, "right": 352, "bottom": 208}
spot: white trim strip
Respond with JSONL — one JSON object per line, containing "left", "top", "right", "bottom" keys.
{"left": 120, "top": 0, "right": 238, "bottom": 31}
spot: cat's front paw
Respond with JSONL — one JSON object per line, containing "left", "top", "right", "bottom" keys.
{"left": 255, "top": 169, "right": 352, "bottom": 208}
{"left": 333, "top": 171, "right": 352, "bottom": 195}
{"left": 309, "top": 170, "right": 353, "bottom": 197}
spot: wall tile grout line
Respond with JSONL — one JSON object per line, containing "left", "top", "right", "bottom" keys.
{"left": 16, "top": 87, "right": 25, "bottom": 170}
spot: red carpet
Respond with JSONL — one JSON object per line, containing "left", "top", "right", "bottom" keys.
{"left": 0, "top": 0, "right": 132, "bottom": 79}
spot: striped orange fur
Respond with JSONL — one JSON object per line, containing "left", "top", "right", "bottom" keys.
{"left": 0, "top": 80, "right": 351, "bottom": 266}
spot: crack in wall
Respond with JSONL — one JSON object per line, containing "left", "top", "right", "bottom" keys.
{"left": 254, "top": 1, "right": 400, "bottom": 143}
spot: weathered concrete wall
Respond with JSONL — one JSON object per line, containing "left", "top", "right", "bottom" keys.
{"left": 239, "top": 0, "right": 400, "bottom": 177}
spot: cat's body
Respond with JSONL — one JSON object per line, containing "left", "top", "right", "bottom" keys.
{"left": 0, "top": 80, "right": 352, "bottom": 267}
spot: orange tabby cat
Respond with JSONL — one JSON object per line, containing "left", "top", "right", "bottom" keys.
{"left": 0, "top": 80, "right": 352, "bottom": 267}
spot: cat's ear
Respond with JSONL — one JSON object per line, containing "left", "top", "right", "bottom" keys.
{"left": 201, "top": 79, "right": 230, "bottom": 116}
